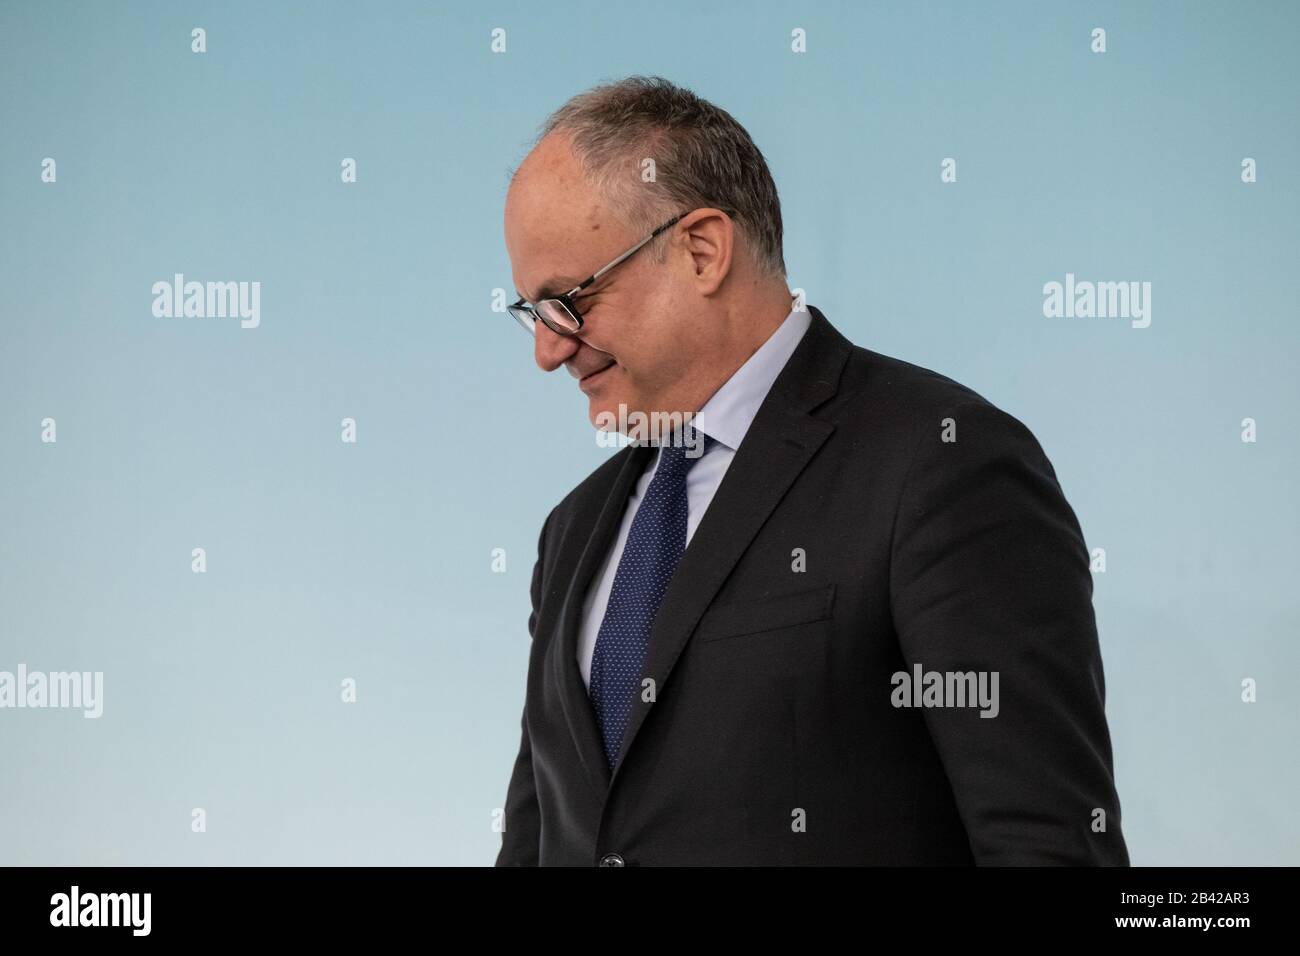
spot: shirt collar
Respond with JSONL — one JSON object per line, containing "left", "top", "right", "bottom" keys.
{"left": 692, "top": 304, "right": 812, "bottom": 452}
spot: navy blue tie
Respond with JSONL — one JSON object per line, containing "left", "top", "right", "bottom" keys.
{"left": 589, "top": 432, "right": 713, "bottom": 769}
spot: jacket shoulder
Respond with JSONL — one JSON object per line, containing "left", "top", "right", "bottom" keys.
{"left": 846, "top": 345, "right": 996, "bottom": 413}
{"left": 837, "top": 344, "right": 1046, "bottom": 447}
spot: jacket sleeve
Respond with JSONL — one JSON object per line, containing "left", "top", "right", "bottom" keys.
{"left": 494, "top": 512, "right": 551, "bottom": 866}
{"left": 889, "top": 400, "right": 1130, "bottom": 865}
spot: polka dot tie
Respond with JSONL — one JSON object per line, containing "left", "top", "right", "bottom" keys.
{"left": 589, "top": 431, "right": 714, "bottom": 770}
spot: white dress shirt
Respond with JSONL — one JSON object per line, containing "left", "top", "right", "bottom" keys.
{"left": 577, "top": 304, "right": 813, "bottom": 688}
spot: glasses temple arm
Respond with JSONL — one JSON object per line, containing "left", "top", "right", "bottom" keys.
{"left": 572, "top": 213, "right": 686, "bottom": 294}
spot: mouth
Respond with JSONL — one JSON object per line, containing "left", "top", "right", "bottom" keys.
{"left": 579, "top": 362, "right": 616, "bottom": 388}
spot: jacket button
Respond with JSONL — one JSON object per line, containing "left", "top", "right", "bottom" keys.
{"left": 598, "top": 852, "right": 625, "bottom": 867}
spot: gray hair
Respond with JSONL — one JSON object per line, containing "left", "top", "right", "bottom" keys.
{"left": 531, "top": 75, "right": 786, "bottom": 281}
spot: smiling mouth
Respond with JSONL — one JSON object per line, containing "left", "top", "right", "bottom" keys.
{"left": 579, "top": 362, "right": 616, "bottom": 384}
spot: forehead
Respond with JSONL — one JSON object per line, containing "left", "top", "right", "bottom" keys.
{"left": 506, "top": 199, "right": 611, "bottom": 300}
{"left": 505, "top": 134, "right": 617, "bottom": 300}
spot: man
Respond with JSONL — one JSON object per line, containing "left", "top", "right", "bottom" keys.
{"left": 496, "top": 76, "right": 1129, "bottom": 866}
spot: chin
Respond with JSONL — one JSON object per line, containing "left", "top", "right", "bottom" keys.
{"left": 588, "top": 398, "right": 618, "bottom": 432}
{"left": 588, "top": 394, "right": 634, "bottom": 435}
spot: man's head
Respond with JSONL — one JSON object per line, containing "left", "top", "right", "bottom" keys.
{"left": 504, "top": 76, "right": 793, "bottom": 431}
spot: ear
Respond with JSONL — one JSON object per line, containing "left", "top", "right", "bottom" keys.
{"left": 677, "top": 208, "right": 733, "bottom": 295}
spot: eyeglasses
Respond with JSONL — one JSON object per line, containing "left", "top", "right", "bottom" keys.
{"left": 507, "top": 212, "right": 688, "bottom": 336}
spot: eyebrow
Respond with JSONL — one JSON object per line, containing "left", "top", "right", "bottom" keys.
{"left": 520, "top": 275, "right": 583, "bottom": 301}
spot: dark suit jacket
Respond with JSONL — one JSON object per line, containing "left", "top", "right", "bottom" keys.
{"left": 496, "top": 305, "right": 1129, "bottom": 866}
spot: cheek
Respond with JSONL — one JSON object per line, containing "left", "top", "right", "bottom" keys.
{"left": 607, "top": 286, "right": 681, "bottom": 375}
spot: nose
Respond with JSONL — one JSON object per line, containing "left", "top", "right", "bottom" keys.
{"left": 534, "top": 319, "right": 580, "bottom": 372}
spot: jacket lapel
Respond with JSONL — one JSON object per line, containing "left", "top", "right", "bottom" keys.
{"left": 609, "top": 306, "right": 852, "bottom": 777}
{"left": 550, "top": 440, "right": 655, "bottom": 795}
{"left": 550, "top": 306, "right": 854, "bottom": 794}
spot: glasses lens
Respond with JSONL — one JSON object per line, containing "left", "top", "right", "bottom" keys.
{"left": 537, "top": 298, "right": 581, "bottom": 334}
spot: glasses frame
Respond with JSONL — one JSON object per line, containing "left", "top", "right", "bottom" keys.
{"left": 507, "top": 211, "right": 690, "bottom": 336}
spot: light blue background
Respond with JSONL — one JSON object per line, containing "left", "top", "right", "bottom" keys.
{"left": 1, "top": 0, "right": 1296, "bottom": 865}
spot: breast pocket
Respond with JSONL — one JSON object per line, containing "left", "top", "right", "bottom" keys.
{"left": 694, "top": 583, "right": 836, "bottom": 643}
